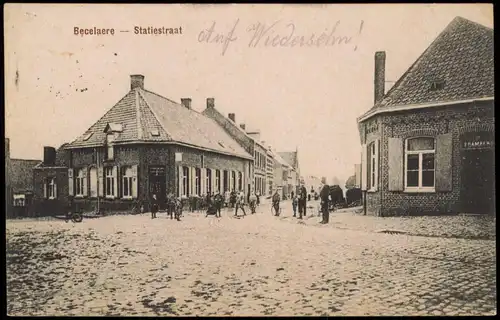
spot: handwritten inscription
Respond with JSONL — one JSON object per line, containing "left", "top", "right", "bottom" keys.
{"left": 198, "top": 20, "right": 364, "bottom": 56}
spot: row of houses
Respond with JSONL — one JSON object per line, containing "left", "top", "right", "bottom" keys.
{"left": 357, "top": 17, "right": 494, "bottom": 216}
{"left": 5, "top": 75, "right": 301, "bottom": 217}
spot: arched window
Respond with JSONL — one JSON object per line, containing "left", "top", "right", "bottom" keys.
{"left": 405, "top": 137, "right": 435, "bottom": 190}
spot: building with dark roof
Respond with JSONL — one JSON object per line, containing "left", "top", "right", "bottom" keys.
{"left": 5, "top": 138, "right": 42, "bottom": 218}
{"left": 33, "top": 75, "right": 253, "bottom": 215}
{"left": 202, "top": 105, "right": 268, "bottom": 197}
{"left": 357, "top": 17, "right": 494, "bottom": 216}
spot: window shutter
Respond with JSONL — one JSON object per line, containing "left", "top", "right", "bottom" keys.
{"left": 54, "top": 179, "right": 58, "bottom": 198}
{"left": 131, "top": 165, "right": 138, "bottom": 198}
{"left": 112, "top": 166, "right": 118, "bottom": 197}
{"left": 178, "top": 166, "right": 182, "bottom": 197}
{"left": 361, "top": 144, "right": 367, "bottom": 191}
{"left": 90, "top": 168, "right": 98, "bottom": 197}
{"left": 43, "top": 180, "right": 47, "bottom": 198}
{"left": 98, "top": 166, "right": 104, "bottom": 197}
{"left": 388, "top": 137, "right": 404, "bottom": 191}
{"left": 436, "top": 133, "right": 453, "bottom": 192}
{"left": 68, "top": 168, "right": 74, "bottom": 196}
{"left": 82, "top": 167, "right": 88, "bottom": 197}
{"left": 374, "top": 139, "right": 380, "bottom": 191}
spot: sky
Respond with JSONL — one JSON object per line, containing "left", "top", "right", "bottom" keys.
{"left": 4, "top": 4, "right": 493, "bottom": 184}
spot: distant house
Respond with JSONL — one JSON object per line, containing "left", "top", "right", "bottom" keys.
{"left": 265, "top": 146, "right": 274, "bottom": 197}
{"left": 5, "top": 138, "right": 42, "bottom": 218}
{"left": 202, "top": 107, "right": 267, "bottom": 196}
{"left": 357, "top": 17, "right": 494, "bottom": 216}
{"left": 33, "top": 75, "right": 253, "bottom": 216}
{"left": 278, "top": 150, "right": 300, "bottom": 195}
{"left": 270, "top": 150, "right": 293, "bottom": 199}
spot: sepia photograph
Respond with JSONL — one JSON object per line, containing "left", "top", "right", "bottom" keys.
{"left": 4, "top": 3, "right": 495, "bottom": 316}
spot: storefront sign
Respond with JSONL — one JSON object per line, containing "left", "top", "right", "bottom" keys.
{"left": 462, "top": 133, "right": 495, "bottom": 149}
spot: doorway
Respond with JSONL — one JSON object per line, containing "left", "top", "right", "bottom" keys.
{"left": 461, "top": 134, "right": 495, "bottom": 214}
{"left": 149, "top": 166, "right": 167, "bottom": 210}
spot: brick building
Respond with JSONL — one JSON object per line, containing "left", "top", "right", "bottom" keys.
{"left": 202, "top": 105, "right": 267, "bottom": 196}
{"left": 357, "top": 17, "right": 494, "bottom": 216}
{"left": 266, "top": 147, "right": 274, "bottom": 197}
{"left": 33, "top": 75, "right": 253, "bottom": 215}
{"left": 5, "top": 138, "right": 42, "bottom": 218}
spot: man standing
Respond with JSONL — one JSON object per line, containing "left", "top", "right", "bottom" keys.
{"left": 235, "top": 189, "right": 246, "bottom": 216}
{"left": 213, "top": 191, "right": 223, "bottom": 218}
{"left": 320, "top": 179, "right": 330, "bottom": 224}
{"left": 151, "top": 194, "right": 159, "bottom": 219}
{"left": 298, "top": 184, "right": 307, "bottom": 219}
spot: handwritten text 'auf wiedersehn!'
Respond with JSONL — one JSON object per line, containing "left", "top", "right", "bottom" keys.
{"left": 197, "top": 19, "right": 364, "bottom": 56}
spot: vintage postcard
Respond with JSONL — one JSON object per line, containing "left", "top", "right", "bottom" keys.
{"left": 4, "top": 3, "right": 495, "bottom": 317}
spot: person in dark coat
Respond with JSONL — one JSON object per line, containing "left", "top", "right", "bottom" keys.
{"left": 213, "top": 191, "right": 223, "bottom": 217}
{"left": 299, "top": 184, "right": 307, "bottom": 219}
{"left": 320, "top": 182, "right": 330, "bottom": 224}
{"left": 151, "top": 194, "right": 159, "bottom": 219}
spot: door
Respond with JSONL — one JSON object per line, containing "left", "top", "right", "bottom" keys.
{"left": 149, "top": 166, "right": 167, "bottom": 210}
{"left": 461, "top": 149, "right": 495, "bottom": 214}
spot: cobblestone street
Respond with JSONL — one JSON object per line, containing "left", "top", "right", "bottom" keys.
{"left": 6, "top": 205, "right": 496, "bottom": 316}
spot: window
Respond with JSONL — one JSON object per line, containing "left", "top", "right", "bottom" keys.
{"left": 238, "top": 172, "right": 242, "bottom": 191}
{"left": 182, "top": 167, "right": 190, "bottom": 196}
{"left": 206, "top": 169, "right": 212, "bottom": 194}
{"left": 106, "top": 134, "right": 115, "bottom": 160}
{"left": 104, "top": 167, "right": 115, "bottom": 197}
{"left": 75, "top": 168, "right": 86, "bottom": 197}
{"left": 405, "top": 137, "right": 435, "bottom": 191}
{"left": 122, "top": 166, "right": 133, "bottom": 198}
{"left": 195, "top": 168, "right": 201, "bottom": 195}
{"left": 47, "top": 177, "right": 56, "bottom": 199}
{"left": 430, "top": 80, "right": 445, "bottom": 91}
{"left": 13, "top": 194, "right": 25, "bottom": 207}
{"left": 366, "top": 141, "right": 379, "bottom": 191}
{"left": 215, "top": 170, "right": 221, "bottom": 193}
{"left": 231, "top": 171, "right": 236, "bottom": 191}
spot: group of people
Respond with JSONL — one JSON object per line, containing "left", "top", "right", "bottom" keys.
{"left": 150, "top": 190, "right": 182, "bottom": 221}
{"left": 148, "top": 180, "right": 332, "bottom": 224}
{"left": 276, "top": 179, "right": 332, "bottom": 224}
{"left": 206, "top": 189, "right": 260, "bottom": 217}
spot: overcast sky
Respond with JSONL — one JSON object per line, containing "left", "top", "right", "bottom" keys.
{"left": 4, "top": 4, "right": 493, "bottom": 184}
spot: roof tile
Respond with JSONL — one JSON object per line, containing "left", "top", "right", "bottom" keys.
{"left": 373, "top": 17, "right": 493, "bottom": 110}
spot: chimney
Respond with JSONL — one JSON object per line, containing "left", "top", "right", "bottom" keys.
{"left": 240, "top": 123, "right": 246, "bottom": 130}
{"left": 43, "top": 146, "right": 57, "bottom": 166}
{"left": 228, "top": 113, "right": 236, "bottom": 122}
{"left": 206, "top": 98, "right": 215, "bottom": 109}
{"left": 181, "top": 98, "right": 192, "bottom": 109}
{"left": 130, "top": 74, "right": 145, "bottom": 90}
{"left": 374, "top": 51, "right": 386, "bottom": 104}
